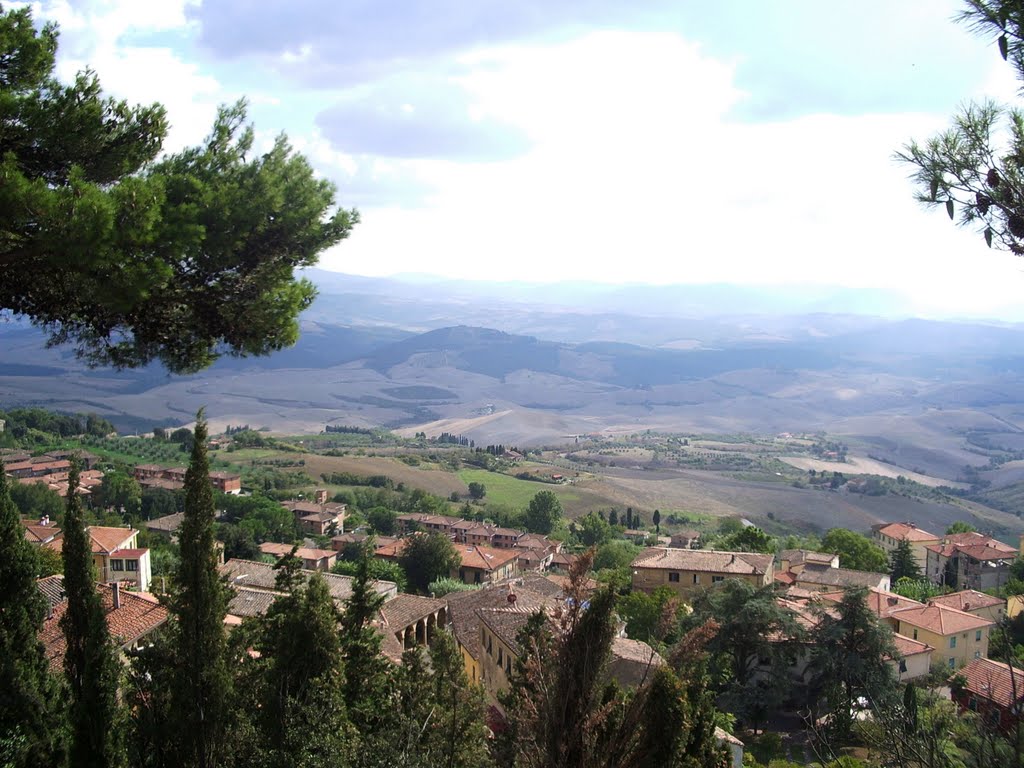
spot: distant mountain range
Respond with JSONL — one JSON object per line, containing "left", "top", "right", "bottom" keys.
{"left": 3, "top": 271, "right": 1024, "bottom": 482}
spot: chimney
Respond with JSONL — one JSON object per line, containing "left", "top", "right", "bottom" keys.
{"left": 112, "top": 582, "right": 121, "bottom": 609}
{"left": 315, "top": 488, "right": 328, "bottom": 505}
{"left": 41, "top": 515, "right": 49, "bottom": 527}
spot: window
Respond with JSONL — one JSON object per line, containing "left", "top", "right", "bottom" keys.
{"left": 975, "top": 651, "right": 982, "bottom": 659}
{"left": 126, "top": 559, "right": 138, "bottom": 571}
{"left": 712, "top": 576, "right": 724, "bottom": 583}
{"left": 948, "top": 658, "right": 956, "bottom": 669}
{"left": 969, "top": 697, "right": 978, "bottom": 711}
{"left": 692, "top": 574, "right": 700, "bottom": 585}
{"left": 506, "top": 657, "right": 512, "bottom": 675}
{"left": 950, "top": 637, "right": 957, "bottom": 649}
{"left": 498, "top": 648, "right": 503, "bottom": 666}
{"left": 898, "top": 660, "right": 907, "bottom": 673}
{"left": 912, "top": 629, "right": 918, "bottom": 640}
{"left": 111, "top": 559, "right": 124, "bottom": 572}
{"left": 976, "top": 630, "right": 983, "bottom": 642}
{"left": 668, "top": 572, "right": 680, "bottom": 583}
{"left": 487, "top": 635, "right": 493, "bottom": 655}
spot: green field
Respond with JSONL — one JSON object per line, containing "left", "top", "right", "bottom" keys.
{"left": 457, "top": 469, "right": 580, "bottom": 509}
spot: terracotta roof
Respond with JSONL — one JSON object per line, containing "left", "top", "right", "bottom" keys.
{"left": 873, "top": 522, "right": 940, "bottom": 543}
{"left": 927, "top": 532, "right": 1017, "bottom": 559}
{"left": 208, "top": 471, "right": 241, "bottom": 481}
{"left": 955, "top": 658, "right": 1024, "bottom": 708}
{"left": 795, "top": 567, "right": 888, "bottom": 590}
{"left": 478, "top": 606, "right": 541, "bottom": 656}
{"left": 137, "top": 477, "right": 185, "bottom": 491}
{"left": 145, "top": 512, "right": 185, "bottom": 533}
{"left": 39, "top": 584, "right": 168, "bottom": 671}
{"left": 379, "top": 593, "right": 446, "bottom": 631}
{"left": 820, "top": 588, "right": 923, "bottom": 619}
{"left": 459, "top": 544, "right": 519, "bottom": 571}
{"left": 36, "top": 575, "right": 65, "bottom": 608}
{"left": 446, "top": 584, "right": 552, "bottom": 661}
{"left": 259, "top": 542, "right": 335, "bottom": 562}
{"left": 22, "top": 520, "right": 61, "bottom": 544}
{"left": 892, "top": 633, "right": 933, "bottom": 658}
{"left": 301, "top": 510, "right": 345, "bottom": 523}
{"left": 515, "top": 533, "right": 555, "bottom": 551}
{"left": 134, "top": 464, "right": 165, "bottom": 472}
{"left": 892, "top": 603, "right": 994, "bottom": 636}
{"left": 631, "top": 548, "right": 773, "bottom": 575}
{"left": 611, "top": 636, "right": 664, "bottom": 665}
{"left": 774, "top": 571, "right": 797, "bottom": 585}
{"left": 228, "top": 588, "right": 279, "bottom": 618}
{"left": 88, "top": 526, "right": 137, "bottom": 554}
{"left": 929, "top": 590, "right": 1005, "bottom": 614}
{"left": 220, "top": 558, "right": 396, "bottom": 605}
{"left": 780, "top": 549, "right": 837, "bottom": 566}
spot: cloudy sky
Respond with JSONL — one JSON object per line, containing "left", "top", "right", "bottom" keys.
{"left": 22, "top": 0, "right": 1024, "bottom": 317}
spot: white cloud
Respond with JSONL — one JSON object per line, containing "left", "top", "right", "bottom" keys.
{"left": 320, "top": 30, "right": 1024, "bottom": 317}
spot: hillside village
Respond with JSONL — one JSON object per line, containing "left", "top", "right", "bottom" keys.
{"left": 8, "top": 412, "right": 1024, "bottom": 767}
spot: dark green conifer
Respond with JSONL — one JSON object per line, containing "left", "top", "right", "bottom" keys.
{"left": 889, "top": 539, "right": 922, "bottom": 582}
{"left": 166, "top": 412, "right": 232, "bottom": 768}
{"left": 258, "top": 554, "right": 352, "bottom": 766}
{"left": 60, "top": 461, "right": 125, "bottom": 767}
{"left": 0, "top": 464, "right": 61, "bottom": 766}
{"left": 339, "top": 543, "right": 393, "bottom": 735}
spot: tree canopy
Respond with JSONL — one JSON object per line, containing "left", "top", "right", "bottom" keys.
{"left": 524, "top": 490, "right": 562, "bottom": 535}
{"left": 0, "top": 7, "right": 357, "bottom": 373}
{"left": 897, "top": 1, "right": 1024, "bottom": 256}
{"left": 820, "top": 528, "right": 889, "bottom": 573}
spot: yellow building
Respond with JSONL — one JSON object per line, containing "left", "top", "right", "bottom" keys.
{"left": 928, "top": 590, "right": 1006, "bottom": 625}
{"left": 890, "top": 603, "right": 994, "bottom": 670}
{"left": 871, "top": 522, "right": 940, "bottom": 572}
{"left": 630, "top": 548, "right": 774, "bottom": 598}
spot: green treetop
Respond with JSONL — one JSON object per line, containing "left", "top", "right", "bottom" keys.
{"left": 0, "top": 7, "right": 357, "bottom": 373}
{"left": 0, "top": 465, "right": 61, "bottom": 766}
{"left": 524, "top": 490, "right": 562, "bottom": 535}
{"left": 60, "top": 463, "right": 126, "bottom": 768}
{"left": 820, "top": 528, "right": 889, "bottom": 573}
{"left": 889, "top": 538, "right": 923, "bottom": 582}
{"left": 398, "top": 532, "right": 460, "bottom": 594}
{"left": 897, "top": 1, "right": 1024, "bottom": 256}
{"left": 166, "top": 413, "right": 232, "bottom": 767}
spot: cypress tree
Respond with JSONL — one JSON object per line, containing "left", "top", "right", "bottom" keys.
{"left": 167, "top": 412, "right": 232, "bottom": 768}
{"left": 340, "top": 543, "right": 393, "bottom": 736}
{"left": 0, "top": 464, "right": 61, "bottom": 767}
{"left": 890, "top": 539, "right": 922, "bottom": 582}
{"left": 60, "top": 461, "right": 125, "bottom": 767}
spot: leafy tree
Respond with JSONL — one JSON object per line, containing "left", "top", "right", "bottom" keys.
{"left": 524, "top": 490, "right": 562, "bottom": 535}
{"left": 60, "top": 463, "right": 125, "bottom": 767}
{"left": 889, "top": 539, "right": 923, "bottom": 582}
{"left": 399, "top": 532, "right": 460, "bottom": 593}
{"left": 716, "top": 525, "right": 776, "bottom": 554}
{"left": 427, "top": 576, "right": 477, "bottom": 597}
{"left": 0, "top": 465, "right": 61, "bottom": 766}
{"left": 820, "top": 528, "right": 889, "bottom": 573}
{"left": 653, "top": 508, "right": 661, "bottom": 534}
{"left": 687, "top": 580, "right": 802, "bottom": 731}
{"left": 892, "top": 577, "right": 948, "bottom": 603}
{"left": 8, "top": 481, "right": 63, "bottom": 525}
{"left": 946, "top": 521, "right": 977, "bottom": 535}
{"left": 366, "top": 506, "right": 397, "bottom": 535}
{"left": 573, "top": 511, "right": 613, "bottom": 547}
{"left": 165, "top": 413, "right": 233, "bottom": 767}
{"left": 807, "top": 588, "right": 898, "bottom": 745}
{"left": 331, "top": 556, "right": 407, "bottom": 592}
{"left": 897, "top": 1, "right": 1024, "bottom": 257}
{"left": 594, "top": 540, "right": 642, "bottom": 571}
{"left": 97, "top": 471, "right": 142, "bottom": 519}
{"left": 467, "top": 481, "right": 486, "bottom": 501}
{"left": 0, "top": 7, "right": 358, "bottom": 373}
{"left": 608, "top": 509, "right": 619, "bottom": 526}
{"left": 617, "top": 586, "right": 684, "bottom": 643}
